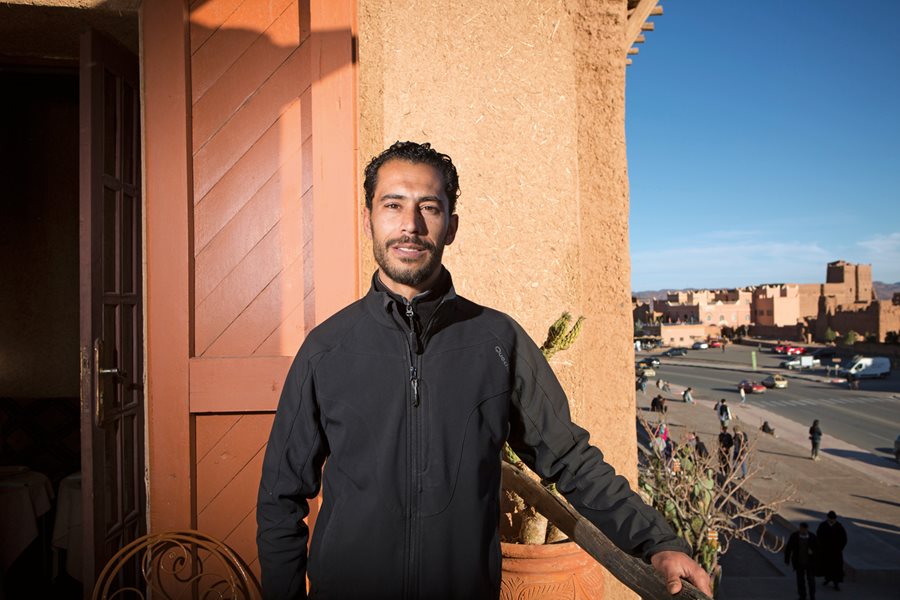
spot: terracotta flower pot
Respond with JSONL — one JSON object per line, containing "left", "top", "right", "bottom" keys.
{"left": 500, "top": 541, "right": 605, "bottom": 600}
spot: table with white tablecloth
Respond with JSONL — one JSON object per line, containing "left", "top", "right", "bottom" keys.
{"left": 51, "top": 472, "right": 83, "bottom": 582}
{"left": 0, "top": 466, "right": 54, "bottom": 573}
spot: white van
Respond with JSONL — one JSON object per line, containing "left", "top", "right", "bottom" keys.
{"left": 840, "top": 356, "right": 891, "bottom": 379}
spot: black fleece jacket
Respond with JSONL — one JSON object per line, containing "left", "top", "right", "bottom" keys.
{"left": 256, "top": 271, "right": 689, "bottom": 599}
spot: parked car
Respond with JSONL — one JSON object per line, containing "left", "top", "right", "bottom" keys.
{"left": 661, "top": 348, "right": 688, "bottom": 357}
{"left": 737, "top": 380, "right": 766, "bottom": 394}
{"left": 839, "top": 356, "right": 891, "bottom": 379}
{"left": 781, "top": 356, "right": 820, "bottom": 370}
{"left": 692, "top": 341, "right": 709, "bottom": 350}
{"left": 761, "top": 374, "right": 788, "bottom": 389}
{"left": 638, "top": 357, "right": 661, "bottom": 368}
{"left": 708, "top": 340, "right": 723, "bottom": 348}
{"left": 774, "top": 344, "right": 805, "bottom": 355}
{"left": 636, "top": 366, "right": 656, "bottom": 378}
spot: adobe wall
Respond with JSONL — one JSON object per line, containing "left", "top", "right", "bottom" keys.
{"left": 797, "top": 283, "right": 820, "bottom": 318}
{"left": 359, "top": 2, "right": 637, "bottom": 597}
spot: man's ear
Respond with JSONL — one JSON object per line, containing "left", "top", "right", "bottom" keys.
{"left": 445, "top": 214, "right": 459, "bottom": 245}
{"left": 363, "top": 207, "right": 373, "bottom": 240}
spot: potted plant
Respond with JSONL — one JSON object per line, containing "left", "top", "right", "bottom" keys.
{"left": 498, "top": 313, "right": 606, "bottom": 600}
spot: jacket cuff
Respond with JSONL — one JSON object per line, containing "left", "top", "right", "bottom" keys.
{"left": 643, "top": 538, "right": 694, "bottom": 563}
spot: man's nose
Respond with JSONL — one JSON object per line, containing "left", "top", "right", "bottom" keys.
{"left": 400, "top": 204, "right": 425, "bottom": 234}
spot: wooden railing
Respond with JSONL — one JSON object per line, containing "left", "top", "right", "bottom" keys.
{"left": 502, "top": 462, "right": 711, "bottom": 600}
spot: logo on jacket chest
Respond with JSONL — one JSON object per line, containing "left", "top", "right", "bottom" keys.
{"left": 494, "top": 346, "right": 509, "bottom": 369}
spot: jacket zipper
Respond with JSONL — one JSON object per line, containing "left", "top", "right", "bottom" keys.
{"left": 401, "top": 298, "right": 447, "bottom": 599}
{"left": 403, "top": 300, "right": 419, "bottom": 599}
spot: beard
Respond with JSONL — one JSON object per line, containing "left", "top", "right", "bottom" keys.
{"left": 373, "top": 233, "right": 446, "bottom": 287}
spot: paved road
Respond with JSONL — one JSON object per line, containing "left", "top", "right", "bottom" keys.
{"left": 641, "top": 353, "right": 900, "bottom": 462}
{"left": 659, "top": 363, "right": 899, "bottom": 457}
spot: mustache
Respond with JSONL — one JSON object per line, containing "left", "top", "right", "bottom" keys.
{"left": 386, "top": 236, "right": 436, "bottom": 252}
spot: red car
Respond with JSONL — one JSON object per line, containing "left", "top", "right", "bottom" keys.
{"left": 738, "top": 380, "right": 766, "bottom": 394}
{"left": 709, "top": 340, "right": 723, "bottom": 348}
{"left": 774, "top": 344, "right": 805, "bottom": 355}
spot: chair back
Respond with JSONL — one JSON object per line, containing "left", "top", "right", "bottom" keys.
{"left": 92, "top": 529, "right": 261, "bottom": 599}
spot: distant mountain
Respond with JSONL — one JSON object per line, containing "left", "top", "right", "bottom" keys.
{"left": 874, "top": 281, "right": 900, "bottom": 300}
{"left": 634, "top": 281, "right": 900, "bottom": 302}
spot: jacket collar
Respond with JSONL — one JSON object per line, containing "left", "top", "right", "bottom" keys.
{"left": 364, "top": 268, "right": 457, "bottom": 328}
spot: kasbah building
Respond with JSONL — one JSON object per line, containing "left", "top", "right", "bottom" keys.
{"left": 0, "top": 0, "right": 675, "bottom": 598}
{"left": 634, "top": 260, "right": 900, "bottom": 347}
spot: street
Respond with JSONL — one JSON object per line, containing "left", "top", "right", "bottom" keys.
{"left": 640, "top": 345, "right": 900, "bottom": 463}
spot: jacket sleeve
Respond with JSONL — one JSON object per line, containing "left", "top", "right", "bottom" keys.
{"left": 504, "top": 322, "right": 691, "bottom": 562}
{"left": 257, "top": 347, "right": 329, "bottom": 600}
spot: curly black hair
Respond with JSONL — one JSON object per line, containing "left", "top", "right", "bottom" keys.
{"left": 363, "top": 141, "right": 460, "bottom": 213}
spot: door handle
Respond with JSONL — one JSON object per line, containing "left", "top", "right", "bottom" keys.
{"left": 94, "top": 338, "right": 127, "bottom": 427}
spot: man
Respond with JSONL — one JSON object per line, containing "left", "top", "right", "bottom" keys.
{"left": 817, "top": 511, "right": 847, "bottom": 590}
{"left": 785, "top": 522, "right": 819, "bottom": 600}
{"left": 717, "top": 425, "right": 734, "bottom": 472}
{"left": 717, "top": 397, "right": 732, "bottom": 427}
{"left": 256, "top": 141, "right": 711, "bottom": 599}
{"left": 682, "top": 386, "right": 694, "bottom": 404}
{"left": 732, "top": 425, "right": 748, "bottom": 478}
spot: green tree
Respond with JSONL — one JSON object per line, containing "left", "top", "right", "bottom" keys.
{"left": 844, "top": 330, "right": 859, "bottom": 346}
{"left": 824, "top": 327, "right": 836, "bottom": 343}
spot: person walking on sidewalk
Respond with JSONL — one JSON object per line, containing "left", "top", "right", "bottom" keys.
{"left": 717, "top": 425, "right": 734, "bottom": 472}
{"left": 739, "top": 385, "right": 746, "bottom": 404}
{"left": 682, "top": 386, "right": 694, "bottom": 404}
{"left": 817, "top": 510, "right": 847, "bottom": 590}
{"left": 716, "top": 398, "right": 733, "bottom": 427}
{"left": 809, "top": 419, "right": 823, "bottom": 460}
{"left": 732, "top": 425, "right": 748, "bottom": 478}
{"left": 785, "top": 523, "right": 819, "bottom": 600}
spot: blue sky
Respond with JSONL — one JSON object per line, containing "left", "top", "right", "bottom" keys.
{"left": 626, "top": 1, "right": 900, "bottom": 291}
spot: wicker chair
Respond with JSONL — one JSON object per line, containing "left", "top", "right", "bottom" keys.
{"left": 92, "top": 529, "right": 261, "bottom": 600}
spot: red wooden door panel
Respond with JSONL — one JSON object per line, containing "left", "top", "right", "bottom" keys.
{"left": 142, "top": 0, "right": 357, "bottom": 578}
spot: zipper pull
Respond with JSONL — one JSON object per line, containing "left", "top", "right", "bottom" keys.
{"left": 410, "top": 366, "right": 420, "bottom": 407}
{"left": 405, "top": 301, "right": 421, "bottom": 353}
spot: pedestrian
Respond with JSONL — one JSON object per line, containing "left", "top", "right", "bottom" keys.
{"left": 847, "top": 373, "right": 859, "bottom": 390}
{"left": 739, "top": 385, "right": 746, "bottom": 404}
{"left": 785, "top": 522, "right": 818, "bottom": 600}
{"left": 760, "top": 420, "right": 776, "bottom": 436}
{"left": 717, "top": 398, "right": 732, "bottom": 427}
{"left": 682, "top": 386, "right": 694, "bottom": 404}
{"left": 656, "top": 378, "right": 663, "bottom": 390}
{"left": 721, "top": 340, "right": 726, "bottom": 353}
{"left": 662, "top": 380, "right": 671, "bottom": 393}
{"left": 639, "top": 375, "right": 647, "bottom": 395}
{"left": 717, "top": 425, "right": 734, "bottom": 472}
{"left": 817, "top": 511, "right": 847, "bottom": 590}
{"left": 256, "top": 141, "right": 710, "bottom": 598}
{"left": 809, "top": 419, "right": 823, "bottom": 460}
{"left": 732, "top": 425, "right": 748, "bottom": 478}
{"left": 650, "top": 394, "right": 667, "bottom": 414}
{"left": 695, "top": 435, "right": 709, "bottom": 460}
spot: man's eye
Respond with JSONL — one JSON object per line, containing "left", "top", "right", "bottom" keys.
{"left": 385, "top": 203, "right": 401, "bottom": 209}
{"left": 421, "top": 205, "right": 440, "bottom": 214}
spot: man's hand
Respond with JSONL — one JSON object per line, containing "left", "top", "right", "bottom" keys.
{"left": 650, "top": 550, "right": 712, "bottom": 597}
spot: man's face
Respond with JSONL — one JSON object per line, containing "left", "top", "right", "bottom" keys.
{"left": 365, "top": 159, "right": 458, "bottom": 295}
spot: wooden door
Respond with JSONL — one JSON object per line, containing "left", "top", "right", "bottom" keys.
{"left": 79, "top": 29, "right": 145, "bottom": 591}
